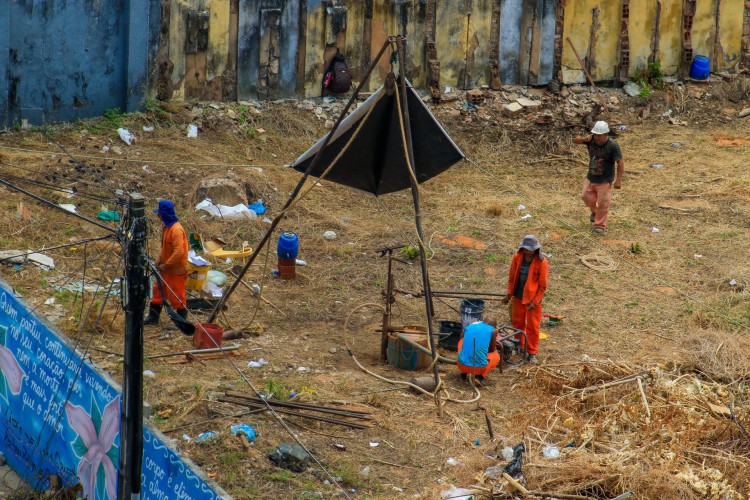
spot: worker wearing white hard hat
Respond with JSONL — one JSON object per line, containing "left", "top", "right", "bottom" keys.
{"left": 573, "top": 121, "right": 624, "bottom": 234}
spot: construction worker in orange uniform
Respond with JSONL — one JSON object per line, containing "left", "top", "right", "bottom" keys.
{"left": 501, "top": 235, "right": 548, "bottom": 364}
{"left": 144, "top": 200, "right": 189, "bottom": 325}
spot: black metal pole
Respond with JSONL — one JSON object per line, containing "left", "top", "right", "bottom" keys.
{"left": 207, "top": 37, "right": 395, "bottom": 324}
{"left": 396, "top": 36, "right": 440, "bottom": 388}
{"left": 118, "top": 193, "right": 148, "bottom": 499}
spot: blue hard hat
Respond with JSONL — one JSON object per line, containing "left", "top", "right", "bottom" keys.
{"left": 153, "top": 200, "right": 175, "bottom": 215}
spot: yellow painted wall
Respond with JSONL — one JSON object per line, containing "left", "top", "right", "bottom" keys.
{"left": 159, "top": 0, "right": 750, "bottom": 98}
{"left": 629, "top": 0, "right": 657, "bottom": 78}
{"left": 561, "top": 0, "right": 620, "bottom": 83}
{"left": 718, "top": 0, "right": 744, "bottom": 68}
{"left": 658, "top": 0, "right": 683, "bottom": 75}
{"left": 691, "top": 0, "right": 715, "bottom": 61}
{"left": 168, "top": 0, "right": 190, "bottom": 99}
{"left": 205, "top": 0, "right": 230, "bottom": 81}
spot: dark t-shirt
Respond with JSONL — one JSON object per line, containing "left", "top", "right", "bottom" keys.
{"left": 585, "top": 139, "right": 622, "bottom": 183}
{"left": 515, "top": 259, "right": 531, "bottom": 299}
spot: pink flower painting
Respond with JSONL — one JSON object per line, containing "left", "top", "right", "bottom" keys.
{"left": 66, "top": 395, "right": 120, "bottom": 500}
{"left": 0, "top": 326, "right": 25, "bottom": 399}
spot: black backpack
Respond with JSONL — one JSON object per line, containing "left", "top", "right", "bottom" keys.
{"left": 323, "top": 51, "right": 352, "bottom": 94}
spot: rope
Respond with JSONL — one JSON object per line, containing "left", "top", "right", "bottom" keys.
{"left": 579, "top": 253, "right": 618, "bottom": 272}
{"left": 343, "top": 303, "right": 480, "bottom": 404}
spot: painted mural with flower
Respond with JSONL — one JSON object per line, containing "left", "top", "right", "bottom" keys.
{"left": 66, "top": 395, "right": 120, "bottom": 500}
{"left": 0, "top": 325, "right": 26, "bottom": 400}
{"left": 0, "top": 283, "right": 226, "bottom": 498}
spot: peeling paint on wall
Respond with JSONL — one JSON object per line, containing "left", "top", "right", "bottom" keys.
{"left": 1, "top": 0, "right": 153, "bottom": 127}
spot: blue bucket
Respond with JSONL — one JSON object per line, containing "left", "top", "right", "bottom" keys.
{"left": 459, "top": 298, "right": 485, "bottom": 327}
{"left": 689, "top": 56, "right": 710, "bottom": 80}
{"left": 277, "top": 231, "right": 299, "bottom": 260}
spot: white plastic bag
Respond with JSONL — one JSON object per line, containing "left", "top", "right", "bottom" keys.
{"left": 117, "top": 128, "right": 136, "bottom": 145}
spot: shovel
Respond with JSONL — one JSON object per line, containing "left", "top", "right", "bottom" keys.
{"left": 149, "top": 261, "right": 195, "bottom": 336}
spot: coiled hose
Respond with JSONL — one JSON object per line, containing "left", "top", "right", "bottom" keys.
{"left": 343, "top": 303, "right": 480, "bottom": 404}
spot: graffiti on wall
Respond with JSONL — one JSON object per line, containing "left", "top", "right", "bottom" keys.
{"left": 0, "top": 281, "right": 228, "bottom": 499}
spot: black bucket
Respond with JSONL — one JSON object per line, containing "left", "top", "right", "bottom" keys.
{"left": 459, "top": 298, "right": 485, "bottom": 327}
{"left": 437, "top": 320, "right": 463, "bottom": 351}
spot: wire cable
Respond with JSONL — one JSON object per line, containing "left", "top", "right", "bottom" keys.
{"left": 0, "top": 177, "right": 117, "bottom": 233}
{"left": 0, "top": 144, "right": 278, "bottom": 169}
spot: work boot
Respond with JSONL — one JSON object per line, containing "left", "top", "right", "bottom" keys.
{"left": 175, "top": 308, "right": 188, "bottom": 320}
{"left": 144, "top": 304, "right": 162, "bottom": 325}
{"left": 526, "top": 354, "right": 539, "bottom": 365}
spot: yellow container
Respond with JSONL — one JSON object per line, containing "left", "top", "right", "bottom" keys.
{"left": 186, "top": 262, "right": 210, "bottom": 291}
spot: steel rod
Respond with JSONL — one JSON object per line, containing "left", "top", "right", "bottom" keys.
{"left": 430, "top": 290, "right": 507, "bottom": 297}
{"left": 218, "top": 397, "right": 369, "bottom": 429}
{"left": 224, "top": 392, "right": 373, "bottom": 419}
{"left": 206, "top": 37, "right": 394, "bottom": 324}
{"left": 147, "top": 344, "right": 241, "bottom": 359}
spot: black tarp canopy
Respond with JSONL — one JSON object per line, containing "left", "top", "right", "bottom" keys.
{"left": 291, "top": 78, "right": 465, "bottom": 196}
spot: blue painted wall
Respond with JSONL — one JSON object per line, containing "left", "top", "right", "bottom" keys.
{"left": 0, "top": 0, "right": 156, "bottom": 127}
{"left": 238, "top": 0, "right": 301, "bottom": 100}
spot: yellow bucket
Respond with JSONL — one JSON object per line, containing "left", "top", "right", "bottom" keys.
{"left": 186, "top": 262, "right": 210, "bottom": 291}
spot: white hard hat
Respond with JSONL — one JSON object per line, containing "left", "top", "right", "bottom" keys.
{"left": 591, "top": 121, "right": 610, "bottom": 135}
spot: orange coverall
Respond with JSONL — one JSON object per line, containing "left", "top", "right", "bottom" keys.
{"left": 151, "top": 222, "right": 188, "bottom": 309}
{"left": 506, "top": 251, "right": 548, "bottom": 355}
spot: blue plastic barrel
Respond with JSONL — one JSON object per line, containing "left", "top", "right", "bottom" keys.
{"left": 277, "top": 231, "right": 299, "bottom": 260}
{"left": 689, "top": 56, "right": 710, "bottom": 80}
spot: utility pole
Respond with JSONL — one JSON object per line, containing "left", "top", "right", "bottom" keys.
{"left": 119, "top": 193, "right": 148, "bottom": 499}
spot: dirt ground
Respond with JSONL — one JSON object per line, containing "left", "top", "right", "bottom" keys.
{"left": 2, "top": 76, "right": 750, "bottom": 499}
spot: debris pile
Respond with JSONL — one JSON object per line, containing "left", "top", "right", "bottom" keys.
{"left": 476, "top": 355, "right": 750, "bottom": 498}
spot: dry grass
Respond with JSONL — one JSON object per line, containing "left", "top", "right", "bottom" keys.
{"left": 2, "top": 78, "right": 750, "bottom": 497}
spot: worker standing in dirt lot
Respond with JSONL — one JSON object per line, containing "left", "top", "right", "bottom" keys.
{"left": 457, "top": 316, "right": 501, "bottom": 386}
{"left": 144, "top": 200, "right": 189, "bottom": 325}
{"left": 501, "top": 235, "right": 548, "bottom": 364}
{"left": 573, "top": 121, "right": 624, "bottom": 234}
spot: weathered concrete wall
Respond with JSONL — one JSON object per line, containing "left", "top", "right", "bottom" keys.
{"left": 4, "top": 0, "right": 750, "bottom": 124}
{"left": 0, "top": 0, "right": 154, "bottom": 127}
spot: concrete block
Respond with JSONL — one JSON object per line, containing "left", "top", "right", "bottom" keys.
{"left": 503, "top": 102, "right": 523, "bottom": 117}
{"left": 517, "top": 97, "right": 542, "bottom": 109}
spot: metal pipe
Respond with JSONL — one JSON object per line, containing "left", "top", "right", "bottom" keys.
{"left": 147, "top": 344, "right": 241, "bottom": 359}
{"left": 224, "top": 392, "right": 373, "bottom": 419}
{"left": 206, "top": 37, "right": 395, "bottom": 324}
{"left": 396, "top": 36, "right": 441, "bottom": 388}
{"left": 218, "top": 397, "right": 369, "bottom": 429}
{"left": 395, "top": 334, "right": 456, "bottom": 365}
{"left": 430, "top": 290, "right": 507, "bottom": 297}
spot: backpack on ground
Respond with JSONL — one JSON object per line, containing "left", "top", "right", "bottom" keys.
{"left": 323, "top": 51, "right": 352, "bottom": 94}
